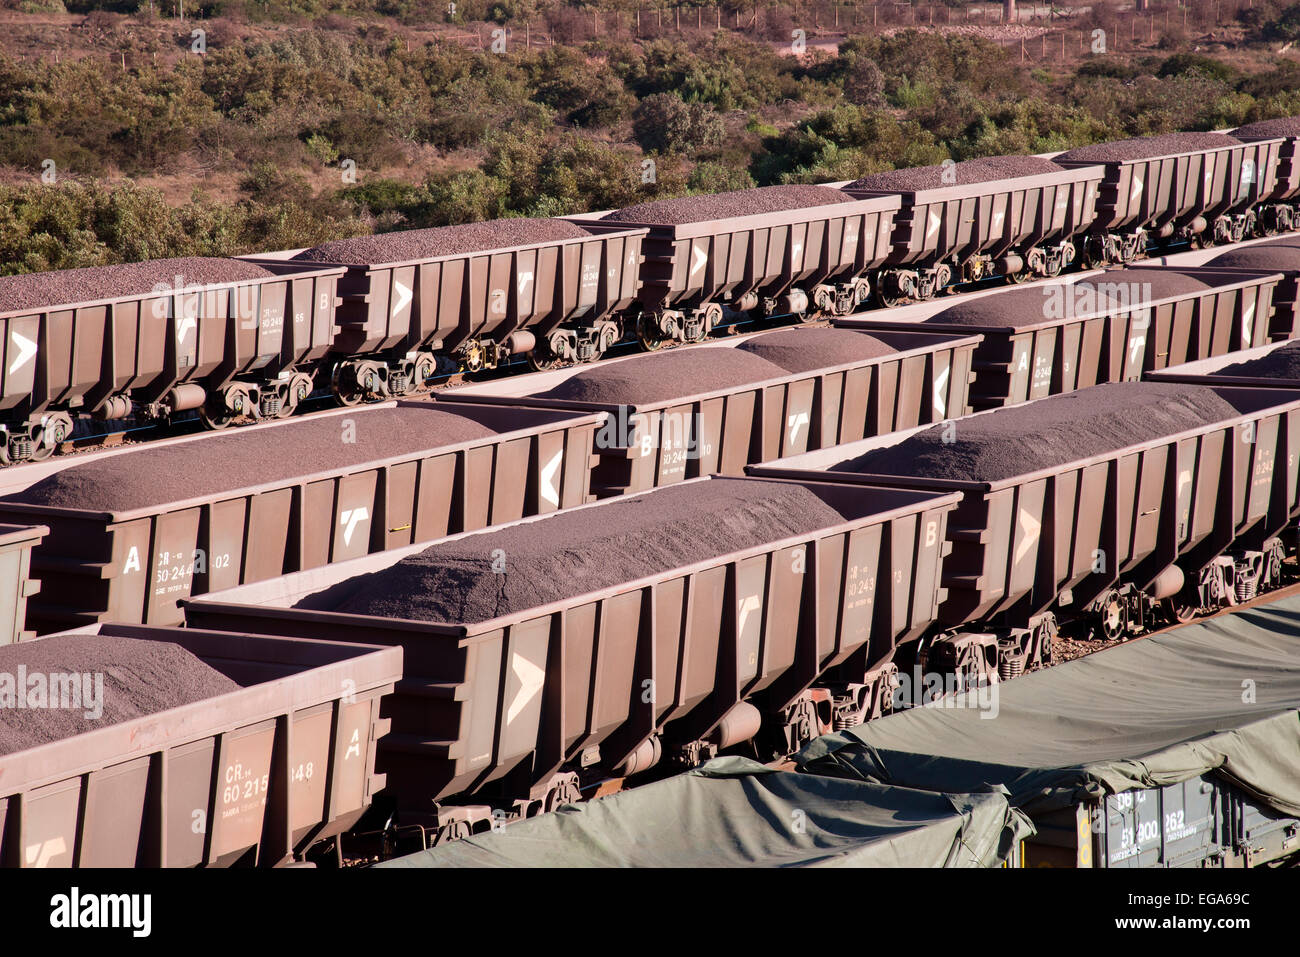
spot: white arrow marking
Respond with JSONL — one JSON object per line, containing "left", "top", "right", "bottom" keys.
{"left": 339, "top": 507, "right": 369, "bottom": 547}
{"left": 1015, "top": 509, "right": 1041, "bottom": 565}
{"left": 1128, "top": 334, "right": 1146, "bottom": 364}
{"left": 992, "top": 210, "right": 1004, "bottom": 231}
{"left": 1177, "top": 469, "right": 1192, "bottom": 499}
{"left": 540, "top": 449, "right": 563, "bottom": 508}
{"left": 787, "top": 411, "right": 809, "bottom": 444}
{"left": 933, "top": 364, "right": 951, "bottom": 418}
{"left": 392, "top": 279, "right": 413, "bottom": 317}
{"left": 344, "top": 728, "right": 362, "bottom": 760}
{"left": 926, "top": 209, "right": 941, "bottom": 239}
{"left": 791, "top": 241, "right": 803, "bottom": 265}
{"left": 176, "top": 315, "right": 197, "bottom": 345}
{"left": 1130, "top": 173, "right": 1143, "bottom": 201}
{"left": 8, "top": 330, "right": 36, "bottom": 375}
{"left": 737, "top": 594, "right": 762, "bottom": 637}
{"left": 516, "top": 271, "right": 534, "bottom": 297}
{"left": 1242, "top": 301, "right": 1256, "bottom": 348}
{"left": 691, "top": 245, "right": 707, "bottom": 276}
{"left": 507, "top": 652, "right": 546, "bottom": 725}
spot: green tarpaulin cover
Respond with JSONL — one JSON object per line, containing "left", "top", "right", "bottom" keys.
{"left": 798, "top": 596, "right": 1300, "bottom": 817}
{"left": 377, "top": 757, "right": 1031, "bottom": 868}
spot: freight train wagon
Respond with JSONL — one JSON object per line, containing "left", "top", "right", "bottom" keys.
{"left": 1054, "top": 132, "right": 1283, "bottom": 262}
{"left": 0, "top": 402, "right": 604, "bottom": 632}
{"left": 750, "top": 381, "right": 1300, "bottom": 693}
{"left": 1233, "top": 117, "right": 1300, "bottom": 234}
{"left": 183, "top": 475, "right": 963, "bottom": 840}
{"left": 840, "top": 265, "right": 1291, "bottom": 409}
{"left": 0, "top": 257, "right": 344, "bottom": 460}
{"left": 0, "top": 624, "right": 401, "bottom": 868}
{"left": 434, "top": 326, "right": 979, "bottom": 496}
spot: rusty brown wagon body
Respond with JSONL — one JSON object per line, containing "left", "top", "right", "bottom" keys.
{"left": 843, "top": 164, "right": 1104, "bottom": 301}
{"left": 751, "top": 385, "right": 1300, "bottom": 662}
{"left": 0, "top": 624, "right": 399, "bottom": 868}
{"left": 1233, "top": 121, "right": 1300, "bottom": 232}
{"left": 1201, "top": 236, "right": 1300, "bottom": 340}
{"left": 0, "top": 523, "right": 46, "bottom": 645}
{"left": 183, "top": 476, "right": 961, "bottom": 836}
{"left": 840, "top": 266, "right": 1287, "bottom": 409}
{"left": 0, "top": 403, "right": 603, "bottom": 632}
{"left": 256, "top": 223, "right": 647, "bottom": 392}
{"left": 0, "top": 259, "right": 343, "bottom": 459}
{"left": 434, "top": 328, "right": 980, "bottom": 496}
{"left": 574, "top": 194, "right": 902, "bottom": 347}
{"left": 1056, "top": 137, "right": 1283, "bottom": 260}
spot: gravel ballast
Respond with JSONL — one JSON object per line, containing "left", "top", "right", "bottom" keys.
{"left": 0, "top": 258, "right": 278, "bottom": 315}
{"left": 834, "top": 382, "right": 1241, "bottom": 482}
{"left": 600, "top": 185, "right": 856, "bottom": 226}
{"left": 7, "top": 407, "right": 499, "bottom": 512}
{"left": 1233, "top": 117, "right": 1300, "bottom": 139}
{"left": 0, "top": 634, "right": 242, "bottom": 756}
{"left": 1208, "top": 239, "right": 1300, "bottom": 271}
{"left": 326, "top": 478, "right": 850, "bottom": 624}
{"left": 847, "top": 156, "right": 1064, "bottom": 192}
{"left": 734, "top": 327, "right": 899, "bottom": 373}
{"left": 294, "top": 219, "right": 597, "bottom": 265}
{"left": 1056, "top": 132, "right": 1242, "bottom": 163}
{"left": 1216, "top": 342, "right": 1300, "bottom": 380}
{"left": 537, "top": 348, "right": 785, "bottom": 405}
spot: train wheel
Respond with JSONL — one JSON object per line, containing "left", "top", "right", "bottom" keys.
{"left": 1167, "top": 597, "right": 1198, "bottom": 624}
{"left": 1005, "top": 269, "right": 1032, "bottom": 285}
{"left": 527, "top": 351, "right": 562, "bottom": 372}
{"left": 29, "top": 414, "right": 73, "bottom": 460}
{"left": 28, "top": 436, "right": 58, "bottom": 461}
{"left": 1096, "top": 589, "right": 1127, "bottom": 641}
{"left": 411, "top": 356, "right": 436, "bottom": 393}
{"left": 876, "top": 292, "right": 906, "bottom": 309}
{"left": 331, "top": 364, "right": 368, "bottom": 406}
{"left": 200, "top": 406, "right": 238, "bottom": 430}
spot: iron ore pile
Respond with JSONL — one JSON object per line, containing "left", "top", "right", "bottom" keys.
{"left": 834, "top": 383, "right": 1240, "bottom": 482}
{"left": 600, "top": 185, "right": 855, "bottom": 225}
{"left": 1234, "top": 117, "right": 1300, "bottom": 138}
{"left": 924, "top": 284, "right": 1121, "bottom": 328}
{"left": 1056, "top": 132, "right": 1242, "bottom": 163}
{"left": 846, "top": 155, "right": 1063, "bottom": 192}
{"left": 1075, "top": 267, "right": 1211, "bottom": 299}
{"left": 0, "top": 257, "right": 276, "bottom": 313}
{"left": 5, "top": 407, "right": 497, "bottom": 511}
{"left": 538, "top": 347, "right": 785, "bottom": 404}
{"left": 1209, "top": 238, "right": 1300, "bottom": 270}
{"left": 537, "top": 328, "right": 902, "bottom": 403}
{"left": 294, "top": 218, "right": 597, "bottom": 264}
{"left": 0, "top": 634, "right": 241, "bottom": 755}
{"left": 1218, "top": 342, "right": 1300, "bottom": 379}
{"left": 733, "top": 328, "right": 898, "bottom": 373}
{"left": 327, "top": 478, "right": 848, "bottom": 624}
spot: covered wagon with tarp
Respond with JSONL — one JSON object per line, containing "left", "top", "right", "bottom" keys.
{"left": 796, "top": 593, "right": 1300, "bottom": 868}
{"left": 374, "top": 757, "right": 1030, "bottom": 869}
